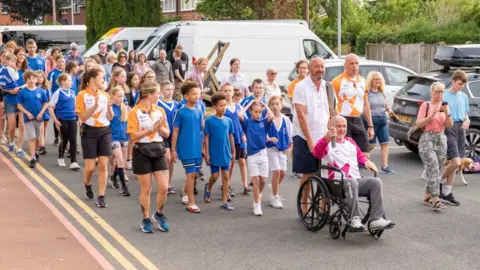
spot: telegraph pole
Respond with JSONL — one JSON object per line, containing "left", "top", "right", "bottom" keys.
{"left": 303, "top": 0, "right": 309, "bottom": 26}
{"left": 71, "top": 0, "right": 75, "bottom": 25}
{"left": 52, "top": 0, "right": 57, "bottom": 24}
{"left": 337, "top": 0, "right": 341, "bottom": 57}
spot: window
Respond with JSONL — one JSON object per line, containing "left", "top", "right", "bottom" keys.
{"left": 384, "top": 66, "right": 414, "bottom": 86}
{"left": 114, "top": 40, "right": 128, "bottom": 52}
{"left": 61, "top": 8, "right": 67, "bottom": 15}
{"left": 162, "top": 0, "right": 176, "bottom": 12}
{"left": 133, "top": 40, "right": 144, "bottom": 50}
{"left": 359, "top": 66, "right": 381, "bottom": 78}
{"left": 181, "top": 0, "right": 199, "bottom": 11}
{"left": 398, "top": 77, "right": 437, "bottom": 98}
{"left": 467, "top": 81, "right": 480, "bottom": 98}
{"left": 1, "top": 4, "right": 8, "bottom": 15}
{"left": 324, "top": 66, "right": 344, "bottom": 81}
{"left": 303, "top": 40, "right": 332, "bottom": 60}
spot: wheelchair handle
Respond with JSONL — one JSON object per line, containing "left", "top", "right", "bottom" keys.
{"left": 319, "top": 165, "right": 345, "bottom": 180}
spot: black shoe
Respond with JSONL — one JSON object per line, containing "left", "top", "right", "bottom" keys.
{"left": 85, "top": 184, "right": 95, "bottom": 200}
{"left": 121, "top": 188, "right": 130, "bottom": 197}
{"left": 35, "top": 153, "right": 40, "bottom": 161}
{"left": 53, "top": 138, "right": 59, "bottom": 146}
{"left": 38, "top": 146, "right": 47, "bottom": 155}
{"left": 29, "top": 159, "right": 36, "bottom": 168}
{"left": 229, "top": 186, "right": 235, "bottom": 197}
{"left": 109, "top": 175, "right": 119, "bottom": 189}
{"left": 442, "top": 193, "right": 460, "bottom": 206}
{"left": 96, "top": 195, "right": 107, "bottom": 208}
{"left": 194, "top": 186, "right": 198, "bottom": 195}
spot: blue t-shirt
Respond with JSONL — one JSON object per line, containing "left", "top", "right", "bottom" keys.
{"left": 178, "top": 98, "right": 206, "bottom": 117}
{"left": 173, "top": 107, "right": 203, "bottom": 160}
{"left": 240, "top": 96, "right": 267, "bottom": 119}
{"left": 47, "top": 68, "right": 63, "bottom": 93}
{"left": 224, "top": 103, "right": 244, "bottom": 145}
{"left": 49, "top": 88, "right": 77, "bottom": 121}
{"left": 26, "top": 55, "right": 46, "bottom": 72}
{"left": 205, "top": 116, "right": 234, "bottom": 167}
{"left": 242, "top": 117, "right": 270, "bottom": 156}
{"left": 16, "top": 87, "right": 48, "bottom": 123}
{"left": 443, "top": 90, "right": 469, "bottom": 122}
{"left": 132, "top": 90, "right": 140, "bottom": 105}
{"left": 110, "top": 104, "right": 128, "bottom": 142}
{"left": 157, "top": 99, "right": 178, "bottom": 136}
{"left": 39, "top": 87, "right": 50, "bottom": 121}
{"left": 0, "top": 66, "right": 20, "bottom": 104}
{"left": 267, "top": 116, "right": 291, "bottom": 151}
{"left": 71, "top": 75, "right": 78, "bottom": 95}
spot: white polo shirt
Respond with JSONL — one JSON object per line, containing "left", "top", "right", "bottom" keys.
{"left": 292, "top": 76, "right": 330, "bottom": 143}
{"left": 264, "top": 79, "right": 282, "bottom": 103}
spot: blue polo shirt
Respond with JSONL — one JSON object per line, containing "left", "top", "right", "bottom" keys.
{"left": 443, "top": 90, "right": 469, "bottom": 122}
{"left": 26, "top": 55, "right": 46, "bottom": 72}
{"left": 16, "top": 87, "right": 48, "bottom": 123}
{"left": 224, "top": 103, "right": 244, "bottom": 145}
{"left": 205, "top": 116, "right": 234, "bottom": 167}
{"left": 173, "top": 106, "right": 203, "bottom": 160}
{"left": 48, "top": 88, "right": 77, "bottom": 121}
{"left": 157, "top": 99, "right": 178, "bottom": 136}
{"left": 47, "top": 68, "right": 63, "bottom": 93}
{"left": 267, "top": 116, "right": 291, "bottom": 151}
{"left": 240, "top": 96, "right": 266, "bottom": 119}
{"left": 242, "top": 117, "right": 270, "bottom": 156}
{"left": 110, "top": 104, "right": 128, "bottom": 142}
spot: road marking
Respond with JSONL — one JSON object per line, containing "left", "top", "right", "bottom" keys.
{"left": 0, "top": 152, "right": 115, "bottom": 270}
{"left": 1, "top": 146, "right": 159, "bottom": 270}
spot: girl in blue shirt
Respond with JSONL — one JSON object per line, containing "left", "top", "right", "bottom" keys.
{"left": 108, "top": 86, "right": 130, "bottom": 197}
{"left": 35, "top": 70, "right": 51, "bottom": 155}
{"left": 66, "top": 62, "right": 79, "bottom": 95}
{"left": 47, "top": 55, "right": 65, "bottom": 146}
{"left": 266, "top": 96, "right": 293, "bottom": 209}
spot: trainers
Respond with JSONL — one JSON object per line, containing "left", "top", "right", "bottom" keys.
{"left": 380, "top": 166, "right": 396, "bottom": 175}
{"left": 229, "top": 186, "right": 235, "bottom": 197}
{"left": 35, "top": 152, "right": 40, "bottom": 161}
{"left": 270, "top": 195, "right": 283, "bottom": 209}
{"left": 152, "top": 212, "right": 170, "bottom": 232}
{"left": 109, "top": 175, "right": 119, "bottom": 189}
{"left": 220, "top": 202, "right": 234, "bottom": 211}
{"left": 350, "top": 216, "right": 364, "bottom": 231}
{"left": 29, "top": 159, "right": 36, "bottom": 168}
{"left": 181, "top": 195, "right": 189, "bottom": 205}
{"left": 38, "top": 146, "right": 47, "bottom": 155}
{"left": 442, "top": 193, "right": 460, "bottom": 206}
{"left": 370, "top": 218, "right": 394, "bottom": 230}
{"left": 85, "top": 184, "right": 95, "bottom": 200}
{"left": 141, "top": 218, "right": 154, "bottom": 233}
{"left": 243, "top": 186, "right": 252, "bottom": 195}
{"left": 70, "top": 162, "right": 81, "bottom": 170}
{"left": 292, "top": 172, "right": 302, "bottom": 179}
{"left": 126, "top": 160, "right": 132, "bottom": 170}
{"left": 96, "top": 195, "right": 107, "bottom": 208}
{"left": 253, "top": 203, "right": 263, "bottom": 216}
{"left": 8, "top": 143, "right": 14, "bottom": 153}
{"left": 16, "top": 149, "right": 25, "bottom": 159}
{"left": 121, "top": 188, "right": 130, "bottom": 197}
{"left": 57, "top": 158, "right": 66, "bottom": 167}
{"left": 53, "top": 138, "right": 59, "bottom": 146}
{"left": 194, "top": 186, "right": 198, "bottom": 195}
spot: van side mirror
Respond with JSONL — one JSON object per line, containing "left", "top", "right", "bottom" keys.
{"left": 153, "top": 48, "right": 160, "bottom": 60}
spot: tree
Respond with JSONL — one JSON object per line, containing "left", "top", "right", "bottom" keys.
{"left": 195, "top": 0, "right": 297, "bottom": 20}
{"left": 1, "top": 0, "right": 67, "bottom": 25}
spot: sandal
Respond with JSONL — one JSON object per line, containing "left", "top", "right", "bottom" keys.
{"left": 423, "top": 197, "right": 432, "bottom": 206}
{"left": 220, "top": 202, "right": 234, "bottom": 211}
{"left": 432, "top": 200, "right": 446, "bottom": 211}
{"left": 186, "top": 204, "right": 201, "bottom": 213}
{"left": 204, "top": 183, "right": 211, "bottom": 203}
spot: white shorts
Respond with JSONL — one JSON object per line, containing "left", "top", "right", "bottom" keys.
{"left": 247, "top": 149, "right": 269, "bottom": 178}
{"left": 267, "top": 148, "right": 287, "bottom": 171}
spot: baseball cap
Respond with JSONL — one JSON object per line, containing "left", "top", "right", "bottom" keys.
{"left": 70, "top": 42, "right": 78, "bottom": 50}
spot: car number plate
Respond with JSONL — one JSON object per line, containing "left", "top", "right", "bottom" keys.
{"left": 397, "top": 114, "right": 412, "bottom": 123}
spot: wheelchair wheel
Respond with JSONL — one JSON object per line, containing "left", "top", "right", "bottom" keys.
{"left": 329, "top": 221, "right": 342, "bottom": 239}
{"left": 296, "top": 176, "right": 330, "bottom": 232}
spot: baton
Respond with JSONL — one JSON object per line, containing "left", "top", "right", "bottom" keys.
{"left": 326, "top": 82, "right": 336, "bottom": 148}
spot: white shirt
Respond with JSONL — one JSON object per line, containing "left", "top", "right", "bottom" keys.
{"left": 263, "top": 79, "right": 282, "bottom": 103}
{"left": 292, "top": 76, "right": 330, "bottom": 143}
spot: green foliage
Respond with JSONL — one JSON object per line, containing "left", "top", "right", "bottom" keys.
{"left": 1, "top": 0, "right": 66, "bottom": 24}
{"left": 196, "top": 0, "right": 297, "bottom": 20}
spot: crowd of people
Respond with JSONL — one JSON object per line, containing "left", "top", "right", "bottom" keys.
{"left": 0, "top": 37, "right": 468, "bottom": 234}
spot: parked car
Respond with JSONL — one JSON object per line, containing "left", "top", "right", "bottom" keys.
{"left": 388, "top": 45, "right": 480, "bottom": 157}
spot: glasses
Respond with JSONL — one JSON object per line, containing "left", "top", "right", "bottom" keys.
{"left": 270, "top": 72, "right": 277, "bottom": 75}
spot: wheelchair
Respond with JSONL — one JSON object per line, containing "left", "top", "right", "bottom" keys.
{"left": 296, "top": 165, "right": 394, "bottom": 240}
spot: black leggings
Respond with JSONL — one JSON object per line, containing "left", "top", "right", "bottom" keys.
{"left": 53, "top": 121, "right": 59, "bottom": 139}
{"left": 59, "top": 119, "right": 77, "bottom": 162}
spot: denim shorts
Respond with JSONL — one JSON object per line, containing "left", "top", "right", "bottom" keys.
{"left": 369, "top": 115, "right": 389, "bottom": 145}
{"left": 4, "top": 102, "right": 18, "bottom": 114}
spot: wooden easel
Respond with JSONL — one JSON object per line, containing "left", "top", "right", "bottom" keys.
{"left": 202, "top": 40, "right": 230, "bottom": 103}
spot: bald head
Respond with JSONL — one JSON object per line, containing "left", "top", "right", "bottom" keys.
{"left": 344, "top": 53, "right": 359, "bottom": 77}
{"left": 309, "top": 57, "right": 325, "bottom": 81}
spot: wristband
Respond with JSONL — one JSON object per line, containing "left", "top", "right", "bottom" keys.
{"left": 368, "top": 126, "right": 373, "bottom": 129}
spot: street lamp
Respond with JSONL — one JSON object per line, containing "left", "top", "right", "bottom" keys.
{"left": 337, "top": 0, "right": 341, "bottom": 57}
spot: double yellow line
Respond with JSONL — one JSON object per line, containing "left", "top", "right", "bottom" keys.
{"left": 1, "top": 146, "right": 158, "bottom": 270}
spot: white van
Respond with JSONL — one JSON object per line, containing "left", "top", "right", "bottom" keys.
{"left": 83, "top": 27, "right": 155, "bottom": 57}
{"left": 136, "top": 20, "right": 336, "bottom": 87}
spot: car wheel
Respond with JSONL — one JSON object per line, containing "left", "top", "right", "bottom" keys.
{"left": 465, "top": 128, "right": 480, "bottom": 158}
{"left": 404, "top": 142, "right": 419, "bottom": 154}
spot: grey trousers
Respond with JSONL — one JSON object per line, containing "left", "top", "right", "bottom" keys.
{"left": 418, "top": 131, "right": 447, "bottom": 196}
{"left": 343, "top": 177, "right": 385, "bottom": 221}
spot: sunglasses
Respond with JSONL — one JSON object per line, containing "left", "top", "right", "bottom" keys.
{"left": 270, "top": 72, "right": 277, "bottom": 75}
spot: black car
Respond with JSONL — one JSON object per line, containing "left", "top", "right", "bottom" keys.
{"left": 389, "top": 45, "right": 480, "bottom": 157}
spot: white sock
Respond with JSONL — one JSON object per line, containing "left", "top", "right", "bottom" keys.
{"left": 443, "top": 185, "right": 452, "bottom": 196}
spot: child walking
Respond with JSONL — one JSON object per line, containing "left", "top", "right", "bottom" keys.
{"left": 16, "top": 70, "right": 49, "bottom": 168}
{"left": 204, "top": 92, "right": 236, "bottom": 210}
{"left": 125, "top": 72, "right": 141, "bottom": 170}
{"left": 157, "top": 80, "right": 178, "bottom": 195}
{"left": 171, "top": 81, "right": 203, "bottom": 213}
{"left": 35, "top": 70, "right": 50, "bottom": 155}
{"left": 266, "top": 96, "right": 293, "bottom": 209}
{"left": 66, "top": 62, "right": 79, "bottom": 94}
{"left": 47, "top": 55, "right": 66, "bottom": 146}
{"left": 48, "top": 74, "right": 80, "bottom": 170}
{"left": 239, "top": 99, "right": 274, "bottom": 216}
{"left": 108, "top": 86, "right": 130, "bottom": 197}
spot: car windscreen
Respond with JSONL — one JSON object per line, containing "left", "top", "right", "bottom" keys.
{"left": 397, "top": 77, "right": 438, "bottom": 100}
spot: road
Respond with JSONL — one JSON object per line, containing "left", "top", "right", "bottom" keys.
{"left": 1, "top": 136, "right": 479, "bottom": 270}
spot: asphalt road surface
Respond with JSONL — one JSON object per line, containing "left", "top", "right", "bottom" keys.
{"left": 3, "top": 135, "right": 480, "bottom": 270}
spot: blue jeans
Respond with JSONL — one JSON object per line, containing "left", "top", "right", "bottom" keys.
{"left": 369, "top": 115, "right": 389, "bottom": 145}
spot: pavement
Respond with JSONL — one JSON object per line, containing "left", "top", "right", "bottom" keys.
{"left": 1, "top": 135, "right": 480, "bottom": 270}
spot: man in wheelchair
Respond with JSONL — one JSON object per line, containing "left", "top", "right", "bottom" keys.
{"left": 312, "top": 116, "right": 394, "bottom": 231}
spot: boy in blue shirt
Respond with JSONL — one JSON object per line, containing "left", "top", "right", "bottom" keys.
{"left": 239, "top": 99, "right": 274, "bottom": 216}
{"left": 240, "top": 79, "right": 267, "bottom": 119}
{"left": 26, "top": 39, "right": 46, "bottom": 72}
{"left": 171, "top": 81, "right": 203, "bottom": 213}
{"left": 47, "top": 55, "right": 66, "bottom": 93}
{"left": 16, "top": 70, "right": 48, "bottom": 168}
{"left": 157, "top": 80, "right": 179, "bottom": 195}
{"left": 204, "top": 92, "right": 235, "bottom": 211}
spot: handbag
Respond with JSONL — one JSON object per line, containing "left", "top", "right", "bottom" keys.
{"left": 137, "top": 143, "right": 165, "bottom": 158}
{"left": 407, "top": 103, "right": 429, "bottom": 144}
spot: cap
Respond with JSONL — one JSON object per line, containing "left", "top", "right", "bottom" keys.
{"left": 70, "top": 42, "right": 78, "bottom": 50}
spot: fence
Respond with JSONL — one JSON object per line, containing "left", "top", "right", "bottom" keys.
{"left": 365, "top": 43, "right": 445, "bottom": 73}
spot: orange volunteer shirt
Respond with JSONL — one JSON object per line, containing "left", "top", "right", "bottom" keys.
{"left": 127, "top": 103, "right": 167, "bottom": 143}
{"left": 331, "top": 72, "right": 367, "bottom": 117}
{"left": 75, "top": 88, "right": 111, "bottom": 127}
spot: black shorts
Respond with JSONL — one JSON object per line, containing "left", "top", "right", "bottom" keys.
{"left": 292, "top": 136, "right": 319, "bottom": 174}
{"left": 446, "top": 121, "right": 466, "bottom": 159}
{"left": 81, "top": 125, "right": 112, "bottom": 159}
{"left": 346, "top": 116, "right": 370, "bottom": 153}
{"left": 235, "top": 144, "right": 247, "bottom": 160}
{"left": 164, "top": 136, "right": 172, "bottom": 148}
{"left": 132, "top": 142, "right": 168, "bottom": 175}
{"left": 0, "top": 90, "right": 4, "bottom": 102}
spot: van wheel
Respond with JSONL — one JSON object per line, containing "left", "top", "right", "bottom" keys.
{"left": 465, "top": 128, "right": 480, "bottom": 158}
{"left": 405, "top": 142, "right": 419, "bottom": 154}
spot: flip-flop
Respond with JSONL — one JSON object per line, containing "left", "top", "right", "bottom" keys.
{"left": 186, "top": 205, "right": 201, "bottom": 213}
{"left": 204, "top": 183, "right": 211, "bottom": 203}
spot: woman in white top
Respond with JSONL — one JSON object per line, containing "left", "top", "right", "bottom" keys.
{"left": 221, "top": 58, "right": 250, "bottom": 97}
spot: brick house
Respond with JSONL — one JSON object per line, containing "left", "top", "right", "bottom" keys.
{"left": 0, "top": 3, "right": 25, "bottom": 25}
{"left": 58, "top": 0, "right": 86, "bottom": 25}
{"left": 161, "top": 0, "right": 203, "bottom": 20}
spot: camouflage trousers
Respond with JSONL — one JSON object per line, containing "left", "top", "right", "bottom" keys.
{"left": 174, "top": 79, "right": 183, "bottom": 102}
{"left": 418, "top": 131, "right": 447, "bottom": 196}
